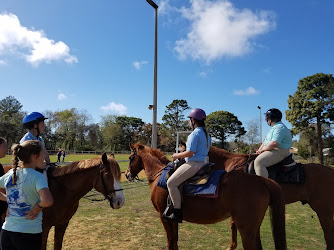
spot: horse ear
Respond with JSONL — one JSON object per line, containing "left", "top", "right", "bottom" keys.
{"left": 102, "top": 152, "right": 108, "bottom": 164}
{"left": 129, "top": 143, "right": 134, "bottom": 150}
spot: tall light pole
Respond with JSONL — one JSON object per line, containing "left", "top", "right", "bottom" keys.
{"left": 146, "top": 0, "right": 158, "bottom": 148}
{"left": 257, "top": 106, "right": 262, "bottom": 143}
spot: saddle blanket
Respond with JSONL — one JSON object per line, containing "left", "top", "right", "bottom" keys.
{"left": 157, "top": 164, "right": 226, "bottom": 198}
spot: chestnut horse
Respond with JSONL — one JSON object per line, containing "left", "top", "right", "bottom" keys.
{"left": 42, "top": 153, "right": 125, "bottom": 250}
{"left": 207, "top": 146, "right": 334, "bottom": 250}
{"left": 125, "top": 143, "right": 287, "bottom": 250}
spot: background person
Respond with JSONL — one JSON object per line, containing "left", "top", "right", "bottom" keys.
{"left": 57, "top": 149, "right": 62, "bottom": 163}
{"left": 254, "top": 108, "right": 292, "bottom": 178}
{"left": 62, "top": 150, "right": 66, "bottom": 162}
{"left": 163, "top": 108, "right": 210, "bottom": 223}
{"left": 0, "top": 137, "right": 8, "bottom": 228}
{"left": 0, "top": 140, "right": 53, "bottom": 250}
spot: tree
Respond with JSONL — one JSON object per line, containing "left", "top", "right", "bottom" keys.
{"left": 115, "top": 116, "right": 144, "bottom": 150}
{"left": 162, "top": 99, "right": 191, "bottom": 134}
{"left": 206, "top": 111, "right": 246, "bottom": 149}
{"left": 0, "top": 96, "right": 25, "bottom": 146}
{"left": 286, "top": 73, "right": 334, "bottom": 164}
{"left": 244, "top": 119, "right": 260, "bottom": 153}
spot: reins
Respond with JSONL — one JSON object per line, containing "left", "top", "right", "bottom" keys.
{"left": 228, "top": 154, "right": 255, "bottom": 173}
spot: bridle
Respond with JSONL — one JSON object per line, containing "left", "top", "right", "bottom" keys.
{"left": 128, "top": 148, "right": 143, "bottom": 181}
{"left": 128, "top": 147, "right": 169, "bottom": 182}
{"left": 98, "top": 163, "right": 123, "bottom": 205}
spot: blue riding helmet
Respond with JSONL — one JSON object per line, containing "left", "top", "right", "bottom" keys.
{"left": 22, "top": 112, "right": 48, "bottom": 128}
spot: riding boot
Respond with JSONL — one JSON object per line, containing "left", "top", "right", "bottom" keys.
{"left": 162, "top": 208, "right": 183, "bottom": 223}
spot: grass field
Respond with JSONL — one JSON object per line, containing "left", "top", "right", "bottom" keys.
{"left": 44, "top": 180, "right": 326, "bottom": 249}
{"left": 0, "top": 154, "right": 329, "bottom": 249}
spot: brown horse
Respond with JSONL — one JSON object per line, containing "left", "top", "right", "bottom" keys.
{"left": 125, "top": 143, "right": 287, "bottom": 250}
{"left": 42, "top": 153, "right": 125, "bottom": 250}
{"left": 208, "top": 146, "right": 334, "bottom": 250}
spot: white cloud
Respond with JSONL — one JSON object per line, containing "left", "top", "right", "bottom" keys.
{"left": 0, "top": 13, "right": 78, "bottom": 66}
{"left": 101, "top": 102, "right": 127, "bottom": 115}
{"left": 57, "top": 93, "right": 67, "bottom": 101}
{"left": 174, "top": 0, "right": 276, "bottom": 63}
{"left": 233, "top": 86, "right": 259, "bottom": 96}
{"left": 133, "top": 60, "right": 148, "bottom": 70}
{"left": 0, "top": 60, "right": 6, "bottom": 65}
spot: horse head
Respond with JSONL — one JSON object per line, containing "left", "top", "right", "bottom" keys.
{"left": 94, "top": 152, "right": 125, "bottom": 209}
{"left": 125, "top": 143, "right": 144, "bottom": 182}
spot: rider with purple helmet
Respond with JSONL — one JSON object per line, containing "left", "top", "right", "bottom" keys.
{"left": 163, "top": 108, "right": 211, "bottom": 223}
{"left": 254, "top": 108, "right": 292, "bottom": 177}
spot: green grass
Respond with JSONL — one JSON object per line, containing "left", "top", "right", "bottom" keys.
{"left": 46, "top": 179, "right": 326, "bottom": 249}
{"left": 0, "top": 154, "right": 327, "bottom": 249}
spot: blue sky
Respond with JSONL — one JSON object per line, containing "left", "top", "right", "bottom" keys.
{"left": 0, "top": 0, "right": 333, "bottom": 140}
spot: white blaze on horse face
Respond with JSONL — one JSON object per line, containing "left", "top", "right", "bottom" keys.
{"left": 112, "top": 180, "right": 125, "bottom": 209}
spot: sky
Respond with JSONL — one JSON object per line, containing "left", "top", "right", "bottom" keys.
{"left": 0, "top": 0, "right": 333, "bottom": 141}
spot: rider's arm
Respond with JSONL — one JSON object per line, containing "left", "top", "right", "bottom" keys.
{"left": 42, "top": 146, "right": 51, "bottom": 165}
{"left": 0, "top": 191, "right": 6, "bottom": 201}
{"left": 257, "top": 140, "right": 279, "bottom": 154}
{"left": 172, "top": 151, "right": 195, "bottom": 161}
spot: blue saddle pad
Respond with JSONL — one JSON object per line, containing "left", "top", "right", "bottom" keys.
{"left": 157, "top": 164, "right": 226, "bottom": 197}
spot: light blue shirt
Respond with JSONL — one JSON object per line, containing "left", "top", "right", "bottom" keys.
{"left": 20, "top": 132, "right": 45, "bottom": 146}
{"left": 186, "top": 127, "right": 210, "bottom": 162}
{"left": 0, "top": 168, "right": 48, "bottom": 233}
{"left": 264, "top": 121, "right": 292, "bottom": 149}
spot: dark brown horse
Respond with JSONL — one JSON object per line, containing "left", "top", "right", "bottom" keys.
{"left": 42, "top": 153, "right": 125, "bottom": 249}
{"left": 207, "top": 146, "right": 334, "bottom": 250}
{"left": 125, "top": 143, "right": 287, "bottom": 250}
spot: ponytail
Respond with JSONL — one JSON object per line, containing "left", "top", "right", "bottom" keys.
{"left": 11, "top": 140, "right": 42, "bottom": 185}
{"left": 193, "top": 119, "right": 210, "bottom": 146}
{"left": 11, "top": 144, "right": 22, "bottom": 184}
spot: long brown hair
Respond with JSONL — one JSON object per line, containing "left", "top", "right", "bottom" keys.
{"left": 11, "top": 140, "right": 42, "bottom": 184}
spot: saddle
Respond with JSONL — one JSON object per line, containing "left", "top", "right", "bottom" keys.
{"left": 246, "top": 153, "right": 305, "bottom": 184}
{"left": 166, "top": 159, "right": 216, "bottom": 185}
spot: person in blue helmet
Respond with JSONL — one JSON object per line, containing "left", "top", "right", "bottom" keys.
{"left": 20, "top": 112, "right": 51, "bottom": 169}
{"left": 162, "top": 108, "right": 211, "bottom": 223}
{"left": 254, "top": 108, "right": 292, "bottom": 178}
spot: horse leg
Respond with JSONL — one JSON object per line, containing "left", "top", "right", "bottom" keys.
{"left": 41, "top": 225, "right": 52, "bottom": 250}
{"left": 227, "top": 218, "right": 238, "bottom": 250}
{"left": 54, "top": 222, "right": 70, "bottom": 250}
{"left": 315, "top": 210, "right": 334, "bottom": 250}
{"left": 256, "top": 229, "right": 263, "bottom": 250}
{"left": 236, "top": 223, "right": 259, "bottom": 250}
{"left": 160, "top": 216, "right": 179, "bottom": 250}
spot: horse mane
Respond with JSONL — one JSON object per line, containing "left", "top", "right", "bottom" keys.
{"left": 134, "top": 142, "right": 170, "bottom": 164}
{"left": 52, "top": 156, "right": 121, "bottom": 181}
{"left": 134, "top": 142, "right": 168, "bottom": 167}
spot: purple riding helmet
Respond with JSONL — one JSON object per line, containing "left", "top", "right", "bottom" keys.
{"left": 188, "top": 108, "right": 206, "bottom": 121}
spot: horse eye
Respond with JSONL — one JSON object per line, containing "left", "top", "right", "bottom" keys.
{"left": 104, "top": 173, "right": 111, "bottom": 179}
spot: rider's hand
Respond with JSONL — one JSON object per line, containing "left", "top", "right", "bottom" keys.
{"left": 171, "top": 153, "right": 179, "bottom": 161}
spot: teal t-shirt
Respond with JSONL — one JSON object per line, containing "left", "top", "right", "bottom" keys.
{"left": 264, "top": 121, "right": 292, "bottom": 149}
{"left": 0, "top": 168, "right": 48, "bottom": 233}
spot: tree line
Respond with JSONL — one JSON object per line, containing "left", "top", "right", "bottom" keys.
{"left": 0, "top": 73, "right": 333, "bottom": 163}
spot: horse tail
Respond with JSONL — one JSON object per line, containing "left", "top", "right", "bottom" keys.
{"left": 264, "top": 178, "right": 287, "bottom": 250}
